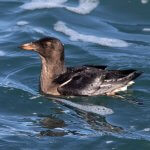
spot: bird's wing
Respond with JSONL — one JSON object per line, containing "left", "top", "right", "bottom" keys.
{"left": 91, "top": 69, "right": 142, "bottom": 95}
{"left": 53, "top": 67, "right": 86, "bottom": 85}
{"left": 104, "top": 69, "right": 137, "bottom": 79}
{"left": 57, "top": 69, "right": 105, "bottom": 96}
{"left": 53, "top": 65, "right": 106, "bottom": 85}
{"left": 56, "top": 69, "right": 142, "bottom": 96}
{"left": 83, "top": 65, "right": 107, "bottom": 70}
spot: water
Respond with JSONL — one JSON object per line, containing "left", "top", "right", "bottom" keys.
{"left": 0, "top": 0, "right": 150, "bottom": 149}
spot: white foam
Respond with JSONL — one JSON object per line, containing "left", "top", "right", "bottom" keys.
{"left": 17, "top": 21, "right": 29, "bottom": 26}
{"left": 54, "top": 21, "right": 129, "bottom": 47}
{"left": 66, "top": 0, "right": 99, "bottom": 15}
{"left": 106, "top": 141, "right": 113, "bottom": 144}
{"left": 143, "top": 128, "right": 150, "bottom": 132}
{"left": 0, "top": 51, "right": 6, "bottom": 56}
{"left": 141, "top": 0, "right": 149, "bottom": 4}
{"left": 21, "top": 0, "right": 67, "bottom": 10}
{"left": 21, "top": 0, "right": 99, "bottom": 15}
{"left": 32, "top": 112, "right": 37, "bottom": 115}
{"left": 143, "top": 28, "right": 150, "bottom": 32}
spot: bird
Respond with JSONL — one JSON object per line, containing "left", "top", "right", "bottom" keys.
{"left": 20, "top": 37, "right": 142, "bottom": 96}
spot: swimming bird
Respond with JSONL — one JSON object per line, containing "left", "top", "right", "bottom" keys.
{"left": 20, "top": 37, "right": 142, "bottom": 96}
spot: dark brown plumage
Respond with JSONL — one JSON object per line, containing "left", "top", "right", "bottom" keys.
{"left": 20, "top": 37, "right": 142, "bottom": 96}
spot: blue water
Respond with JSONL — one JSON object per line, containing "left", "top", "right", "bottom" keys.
{"left": 0, "top": 0, "right": 150, "bottom": 149}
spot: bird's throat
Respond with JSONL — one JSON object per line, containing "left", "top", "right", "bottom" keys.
{"left": 40, "top": 56, "right": 65, "bottom": 95}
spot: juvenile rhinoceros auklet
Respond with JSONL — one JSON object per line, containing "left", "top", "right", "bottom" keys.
{"left": 20, "top": 37, "right": 142, "bottom": 96}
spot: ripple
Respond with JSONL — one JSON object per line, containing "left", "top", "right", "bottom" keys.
{"left": 21, "top": 0, "right": 67, "bottom": 10}
{"left": 54, "top": 21, "right": 129, "bottom": 47}
{"left": 0, "top": 77, "right": 37, "bottom": 95}
{"left": 0, "top": 0, "right": 150, "bottom": 147}
{"left": 21, "top": 0, "right": 99, "bottom": 15}
{"left": 66, "top": 0, "right": 99, "bottom": 15}
{"left": 0, "top": 115, "right": 38, "bottom": 138}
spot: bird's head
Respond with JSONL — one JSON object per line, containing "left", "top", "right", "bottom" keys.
{"left": 20, "top": 37, "right": 64, "bottom": 60}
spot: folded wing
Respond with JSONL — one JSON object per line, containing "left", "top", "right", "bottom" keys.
{"left": 54, "top": 67, "right": 142, "bottom": 96}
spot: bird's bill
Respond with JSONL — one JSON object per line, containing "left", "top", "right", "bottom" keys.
{"left": 20, "top": 42, "right": 36, "bottom": 51}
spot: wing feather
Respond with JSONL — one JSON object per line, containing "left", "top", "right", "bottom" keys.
{"left": 55, "top": 68, "right": 141, "bottom": 96}
{"left": 57, "top": 69, "right": 104, "bottom": 96}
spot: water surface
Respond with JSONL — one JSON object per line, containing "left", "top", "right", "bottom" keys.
{"left": 0, "top": 0, "right": 150, "bottom": 149}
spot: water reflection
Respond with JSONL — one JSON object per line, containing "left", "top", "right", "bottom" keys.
{"left": 114, "top": 92, "right": 144, "bottom": 105}
{"left": 38, "top": 97, "right": 123, "bottom": 137}
{"left": 40, "top": 115, "right": 66, "bottom": 129}
{"left": 78, "top": 112, "right": 122, "bottom": 133}
{"left": 39, "top": 130, "right": 67, "bottom": 137}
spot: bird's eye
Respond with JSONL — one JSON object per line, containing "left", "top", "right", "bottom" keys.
{"left": 46, "top": 42, "right": 51, "bottom": 46}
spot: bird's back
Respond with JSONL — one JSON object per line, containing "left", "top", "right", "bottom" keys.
{"left": 53, "top": 66, "right": 142, "bottom": 96}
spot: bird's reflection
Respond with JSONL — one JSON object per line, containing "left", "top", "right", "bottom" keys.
{"left": 116, "top": 92, "right": 144, "bottom": 105}
{"left": 38, "top": 97, "right": 123, "bottom": 137}
{"left": 79, "top": 112, "right": 122, "bottom": 133}
{"left": 38, "top": 114, "right": 66, "bottom": 137}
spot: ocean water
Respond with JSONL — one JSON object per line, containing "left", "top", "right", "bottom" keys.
{"left": 0, "top": 0, "right": 150, "bottom": 149}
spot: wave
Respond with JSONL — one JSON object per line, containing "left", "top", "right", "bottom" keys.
{"left": 66, "top": 0, "right": 99, "bottom": 15}
{"left": 21, "top": 0, "right": 66, "bottom": 10}
{"left": 0, "top": 77, "right": 37, "bottom": 95}
{"left": 0, "top": 64, "right": 38, "bottom": 95}
{"left": 54, "top": 21, "right": 129, "bottom": 47}
{"left": 21, "top": 0, "right": 99, "bottom": 15}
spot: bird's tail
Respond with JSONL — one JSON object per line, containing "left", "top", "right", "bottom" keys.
{"left": 127, "top": 71, "right": 143, "bottom": 81}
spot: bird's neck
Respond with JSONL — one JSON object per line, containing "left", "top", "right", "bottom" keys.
{"left": 40, "top": 56, "right": 66, "bottom": 95}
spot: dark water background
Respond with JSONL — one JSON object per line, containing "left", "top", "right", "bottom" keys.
{"left": 0, "top": 0, "right": 150, "bottom": 149}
